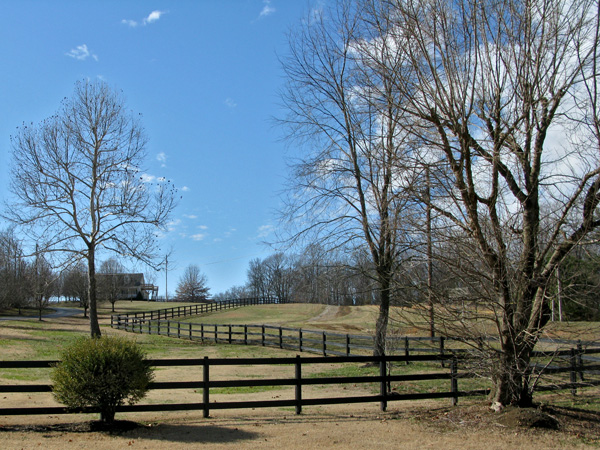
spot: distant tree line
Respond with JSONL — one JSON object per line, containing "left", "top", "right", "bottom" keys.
{"left": 0, "top": 229, "right": 158, "bottom": 317}
{"left": 213, "top": 243, "right": 600, "bottom": 323}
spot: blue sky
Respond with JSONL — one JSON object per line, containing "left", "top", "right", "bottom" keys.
{"left": 0, "top": 1, "right": 316, "bottom": 296}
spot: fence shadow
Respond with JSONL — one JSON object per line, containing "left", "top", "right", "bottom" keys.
{"left": 128, "top": 424, "right": 259, "bottom": 444}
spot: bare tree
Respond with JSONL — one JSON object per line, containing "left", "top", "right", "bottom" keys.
{"left": 97, "top": 257, "right": 127, "bottom": 313}
{"left": 175, "top": 264, "right": 210, "bottom": 302}
{"left": 62, "top": 261, "right": 89, "bottom": 316}
{"left": 0, "top": 229, "right": 29, "bottom": 312}
{"left": 31, "top": 246, "right": 57, "bottom": 321}
{"left": 356, "top": 0, "right": 600, "bottom": 407}
{"left": 5, "top": 80, "right": 177, "bottom": 336}
{"left": 279, "top": 1, "right": 418, "bottom": 356}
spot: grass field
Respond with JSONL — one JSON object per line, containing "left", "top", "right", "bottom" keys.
{"left": 1, "top": 301, "right": 600, "bottom": 449}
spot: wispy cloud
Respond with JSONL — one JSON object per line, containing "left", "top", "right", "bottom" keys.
{"left": 225, "top": 98, "right": 237, "bottom": 108}
{"left": 156, "top": 152, "right": 167, "bottom": 167}
{"left": 183, "top": 214, "right": 198, "bottom": 219}
{"left": 66, "top": 44, "right": 98, "bottom": 61}
{"left": 122, "top": 10, "right": 167, "bottom": 28}
{"left": 181, "top": 186, "right": 190, "bottom": 192}
{"left": 191, "top": 233, "right": 206, "bottom": 241}
{"left": 259, "top": 0, "right": 275, "bottom": 18}
{"left": 257, "top": 224, "right": 274, "bottom": 238}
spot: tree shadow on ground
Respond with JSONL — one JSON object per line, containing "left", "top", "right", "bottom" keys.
{"left": 0, "top": 421, "right": 260, "bottom": 444}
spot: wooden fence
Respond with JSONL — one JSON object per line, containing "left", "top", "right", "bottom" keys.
{"left": 1, "top": 351, "right": 599, "bottom": 419}
{"left": 0, "top": 354, "right": 480, "bottom": 418}
{"left": 111, "top": 297, "right": 280, "bottom": 323}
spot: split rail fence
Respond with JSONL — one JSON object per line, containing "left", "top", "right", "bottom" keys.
{"left": 0, "top": 354, "right": 479, "bottom": 418}
{"left": 1, "top": 351, "right": 599, "bottom": 419}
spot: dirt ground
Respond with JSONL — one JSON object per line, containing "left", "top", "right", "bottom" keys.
{"left": 1, "top": 400, "right": 599, "bottom": 450}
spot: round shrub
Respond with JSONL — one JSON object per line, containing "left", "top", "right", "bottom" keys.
{"left": 51, "top": 335, "right": 154, "bottom": 423}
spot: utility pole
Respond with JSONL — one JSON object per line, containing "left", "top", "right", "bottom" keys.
{"left": 165, "top": 253, "right": 169, "bottom": 302}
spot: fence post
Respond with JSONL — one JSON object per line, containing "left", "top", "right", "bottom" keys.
{"left": 570, "top": 348, "right": 578, "bottom": 395}
{"left": 189, "top": 323, "right": 193, "bottom": 340}
{"left": 380, "top": 355, "right": 387, "bottom": 412}
{"left": 158, "top": 320, "right": 161, "bottom": 336}
{"left": 279, "top": 327, "right": 283, "bottom": 349}
{"left": 405, "top": 337, "right": 410, "bottom": 365}
{"left": 322, "top": 332, "right": 327, "bottom": 356}
{"left": 262, "top": 325, "right": 265, "bottom": 347}
{"left": 346, "top": 334, "right": 350, "bottom": 356}
{"left": 577, "top": 340, "right": 584, "bottom": 382}
{"left": 440, "top": 337, "right": 445, "bottom": 368}
{"left": 228, "top": 325, "right": 232, "bottom": 344}
{"left": 177, "top": 322, "right": 181, "bottom": 339}
{"left": 214, "top": 325, "right": 218, "bottom": 343}
{"left": 299, "top": 329, "right": 303, "bottom": 352}
{"left": 203, "top": 356, "right": 210, "bottom": 418}
{"left": 451, "top": 358, "right": 458, "bottom": 406}
{"left": 295, "top": 355, "right": 302, "bottom": 415}
{"left": 201, "top": 324, "right": 204, "bottom": 343}
{"left": 244, "top": 325, "right": 248, "bottom": 345}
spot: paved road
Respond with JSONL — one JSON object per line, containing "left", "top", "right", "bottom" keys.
{"left": 0, "top": 307, "right": 81, "bottom": 321}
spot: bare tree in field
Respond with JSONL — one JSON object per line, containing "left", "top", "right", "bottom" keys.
{"left": 0, "top": 229, "right": 29, "bottom": 312}
{"left": 279, "top": 1, "right": 419, "bottom": 356}
{"left": 175, "top": 264, "right": 210, "bottom": 302}
{"left": 356, "top": 0, "right": 600, "bottom": 407}
{"left": 61, "top": 261, "right": 89, "bottom": 316}
{"left": 97, "top": 257, "right": 126, "bottom": 313}
{"left": 5, "top": 80, "right": 177, "bottom": 337}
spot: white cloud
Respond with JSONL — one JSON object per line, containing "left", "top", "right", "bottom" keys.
{"left": 156, "top": 152, "right": 167, "bottom": 167}
{"left": 144, "top": 10, "right": 166, "bottom": 24}
{"left": 181, "top": 186, "right": 190, "bottom": 192}
{"left": 257, "top": 224, "right": 274, "bottom": 238}
{"left": 183, "top": 214, "right": 198, "bottom": 219}
{"left": 197, "top": 225, "right": 208, "bottom": 230}
{"left": 191, "top": 233, "right": 206, "bottom": 241}
{"left": 66, "top": 44, "right": 98, "bottom": 61}
{"left": 122, "top": 10, "right": 167, "bottom": 28}
{"left": 121, "top": 19, "right": 138, "bottom": 27}
{"left": 225, "top": 98, "right": 237, "bottom": 108}
{"left": 259, "top": 0, "right": 275, "bottom": 17}
{"left": 139, "top": 173, "right": 156, "bottom": 183}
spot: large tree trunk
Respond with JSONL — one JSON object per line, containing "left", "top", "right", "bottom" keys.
{"left": 373, "top": 270, "right": 391, "bottom": 357}
{"left": 87, "top": 248, "right": 101, "bottom": 337}
{"left": 490, "top": 337, "right": 535, "bottom": 409}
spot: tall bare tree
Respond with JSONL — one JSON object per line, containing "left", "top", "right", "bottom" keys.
{"left": 5, "top": 80, "right": 177, "bottom": 336}
{"left": 175, "top": 264, "right": 210, "bottom": 302}
{"left": 279, "top": 1, "right": 418, "bottom": 356}
{"left": 357, "top": 0, "right": 600, "bottom": 407}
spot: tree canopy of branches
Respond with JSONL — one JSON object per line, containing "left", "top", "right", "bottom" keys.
{"left": 280, "top": 1, "right": 419, "bottom": 356}
{"left": 281, "top": 0, "right": 600, "bottom": 408}
{"left": 0, "top": 229, "right": 29, "bottom": 311}
{"left": 176, "top": 264, "right": 210, "bottom": 302}
{"left": 97, "top": 257, "right": 127, "bottom": 313}
{"left": 5, "top": 80, "right": 177, "bottom": 336}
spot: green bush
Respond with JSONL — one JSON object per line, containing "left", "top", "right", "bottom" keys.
{"left": 51, "top": 335, "right": 154, "bottom": 423}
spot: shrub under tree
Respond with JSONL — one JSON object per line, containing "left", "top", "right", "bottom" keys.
{"left": 51, "top": 336, "right": 154, "bottom": 424}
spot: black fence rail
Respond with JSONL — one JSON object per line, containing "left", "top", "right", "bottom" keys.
{"left": 0, "top": 354, "right": 480, "bottom": 418}
{"left": 112, "top": 316, "right": 600, "bottom": 366}
{"left": 111, "top": 297, "right": 280, "bottom": 323}
{"left": 2, "top": 352, "right": 600, "bottom": 419}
